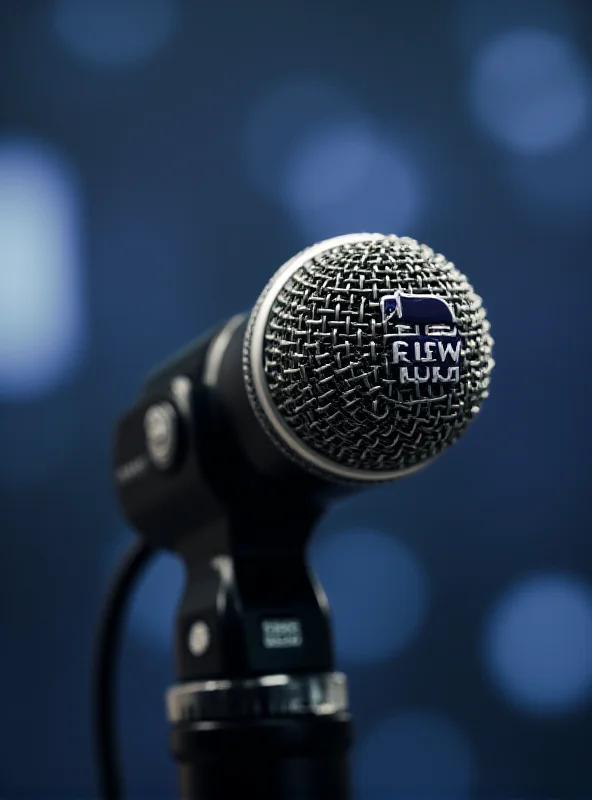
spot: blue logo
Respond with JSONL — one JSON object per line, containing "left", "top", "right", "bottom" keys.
{"left": 381, "top": 292, "right": 462, "bottom": 385}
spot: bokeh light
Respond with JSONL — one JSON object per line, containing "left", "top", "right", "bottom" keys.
{"left": 283, "top": 120, "right": 377, "bottom": 210}
{"left": 0, "top": 139, "right": 84, "bottom": 399}
{"left": 469, "top": 29, "right": 591, "bottom": 155}
{"left": 354, "top": 710, "right": 474, "bottom": 799}
{"left": 283, "top": 122, "right": 423, "bottom": 242}
{"left": 243, "top": 80, "right": 423, "bottom": 242}
{"left": 242, "top": 80, "right": 364, "bottom": 202}
{"left": 484, "top": 573, "right": 592, "bottom": 715}
{"left": 308, "top": 528, "right": 428, "bottom": 665}
{"left": 52, "top": 0, "right": 178, "bottom": 67}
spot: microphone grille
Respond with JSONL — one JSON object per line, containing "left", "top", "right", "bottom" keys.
{"left": 244, "top": 234, "right": 493, "bottom": 484}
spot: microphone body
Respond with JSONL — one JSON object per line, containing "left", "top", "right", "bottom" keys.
{"left": 113, "top": 233, "right": 493, "bottom": 800}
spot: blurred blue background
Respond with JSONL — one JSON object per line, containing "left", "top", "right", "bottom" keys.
{"left": 1, "top": 0, "right": 591, "bottom": 797}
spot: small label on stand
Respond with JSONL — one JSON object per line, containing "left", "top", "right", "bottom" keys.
{"left": 261, "top": 619, "right": 303, "bottom": 649}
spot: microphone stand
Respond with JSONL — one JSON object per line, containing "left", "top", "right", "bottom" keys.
{"left": 167, "top": 503, "right": 353, "bottom": 800}
{"left": 113, "top": 323, "right": 354, "bottom": 799}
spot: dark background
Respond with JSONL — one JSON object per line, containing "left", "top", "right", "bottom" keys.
{"left": 1, "top": 0, "right": 591, "bottom": 797}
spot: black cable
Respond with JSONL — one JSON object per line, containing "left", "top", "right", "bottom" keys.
{"left": 93, "top": 538, "right": 155, "bottom": 800}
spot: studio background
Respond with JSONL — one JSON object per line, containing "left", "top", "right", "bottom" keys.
{"left": 1, "top": 0, "right": 591, "bottom": 797}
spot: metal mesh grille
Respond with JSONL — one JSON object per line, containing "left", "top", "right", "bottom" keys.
{"left": 245, "top": 236, "right": 493, "bottom": 479}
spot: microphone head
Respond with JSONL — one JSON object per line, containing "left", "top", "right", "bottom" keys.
{"left": 243, "top": 233, "right": 494, "bottom": 484}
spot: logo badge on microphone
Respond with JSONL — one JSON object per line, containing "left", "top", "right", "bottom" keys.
{"left": 381, "top": 292, "right": 462, "bottom": 385}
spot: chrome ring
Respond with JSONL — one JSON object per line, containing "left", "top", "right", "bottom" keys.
{"left": 166, "top": 671, "right": 349, "bottom": 724}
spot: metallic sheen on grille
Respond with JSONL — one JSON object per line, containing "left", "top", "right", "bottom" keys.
{"left": 244, "top": 235, "right": 493, "bottom": 482}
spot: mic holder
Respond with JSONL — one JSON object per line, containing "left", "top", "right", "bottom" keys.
{"left": 168, "top": 505, "right": 352, "bottom": 800}
{"left": 114, "top": 326, "right": 353, "bottom": 800}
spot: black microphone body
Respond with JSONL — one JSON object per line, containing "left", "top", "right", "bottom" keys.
{"left": 113, "top": 233, "right": 493, "bottom": 800}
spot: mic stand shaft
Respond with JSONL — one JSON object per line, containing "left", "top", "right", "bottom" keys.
{"left": 168, "top": 674, "right": 352, "bottom": 800}
{"left": 165, "top": 509, "right": 353, "bottom": 800}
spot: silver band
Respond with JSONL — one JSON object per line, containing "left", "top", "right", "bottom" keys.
{"left": 166, "top": 671, "right": 349, "bottom": 724}
{"left": 248, "top": 232, "right": 425, "bottom": 483}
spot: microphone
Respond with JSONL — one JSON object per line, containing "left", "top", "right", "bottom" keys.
{"left": 242, "top": 232, "right": 493, "bottom": 483}
{"left": 113, "top": 232, "right": 493, "bottom": 800}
